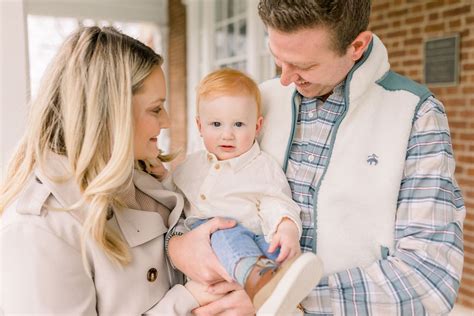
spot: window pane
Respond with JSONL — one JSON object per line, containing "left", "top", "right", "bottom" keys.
{"left": 237, "top": 20, "right": 246, "bottom": 55}
{"left": 27, "top": 16, "right": 162, "bottom": 98}
{"left": 27, "top": 16, "right": 79, "bottom": 98}
{"left": 215, "top": 26, "right": 227, "bottom": 59}
{"left": 227, "top": 23, "right": 235, "bottom": 57}
{"left": 216, "top": 0, "right": 222, "bottom": 22}
{"left": 213, "top": 0, "right": 248, "bottom": 71}
{"left": 234, "top": 0, "right": 243, "bottom": 15}
{"left": 227, "top": 0, "right": 234, "bottom": 17}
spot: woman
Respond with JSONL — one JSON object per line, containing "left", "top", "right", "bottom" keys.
{"left": 0, "top": 26, "right": 199, "bottom": 315}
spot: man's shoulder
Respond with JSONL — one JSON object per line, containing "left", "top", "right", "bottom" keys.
{"left": 377, "top": 70, "right": 432, "bottom": 100}
{"left": 414, "top": 96, "right": 446, "bottom": 121}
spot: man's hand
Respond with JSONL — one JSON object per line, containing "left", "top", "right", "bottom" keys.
{"left": 168, "top": 217, "right": 236, "bottom": 284}
{"left": 268, "top": 218, "right": 301, "bottom": 263}
{"left": 193, "top": 288, "right": 254, "bottom": 316}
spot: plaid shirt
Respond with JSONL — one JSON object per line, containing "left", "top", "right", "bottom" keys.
{"left": 287, "top": 83, "right": 465, "bottom": 315}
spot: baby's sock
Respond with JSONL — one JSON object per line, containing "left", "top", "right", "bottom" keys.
{"left": 234, "top": 256, "right": 258, "bottom": 286}
{"left": 234, "top": 256, "right": 277, "bottom": 286}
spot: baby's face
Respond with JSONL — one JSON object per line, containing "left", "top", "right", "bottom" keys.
{"left": 196, "top": 94, "right": 263, "bottom": 161}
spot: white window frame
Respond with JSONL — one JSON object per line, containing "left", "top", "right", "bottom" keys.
{"left": 214, "top": 1, "right": 247, "bottom": 69}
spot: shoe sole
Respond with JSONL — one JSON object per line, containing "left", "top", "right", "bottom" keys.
{"left": 255, "top": 253, "right": 323, "bottom": 316}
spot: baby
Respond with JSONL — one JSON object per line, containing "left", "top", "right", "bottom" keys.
{"left": 164, "top": 69, "right": 322, "bottom": 315}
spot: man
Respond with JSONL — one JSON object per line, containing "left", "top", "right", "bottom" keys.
{"left": 255, "top": 0, "right": 465, "bottom": 315}
{"left": 168, "top": 1, "right": 465, "bottom": 315}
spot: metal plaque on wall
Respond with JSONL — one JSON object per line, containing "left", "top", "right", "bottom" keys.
{"left": 424, "top": 35, "right": 459, "bottom": 86}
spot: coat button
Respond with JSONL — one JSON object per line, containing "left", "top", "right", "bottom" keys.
{"left": 214, "top": 164, "right": 220, "bottom": 170}
{"left": 147, "top": 268, "right": 158, "bottom": 282}
{"left": 200, "top": 194, "right": 206, "bottom": 200}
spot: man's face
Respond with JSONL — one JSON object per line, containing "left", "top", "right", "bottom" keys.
{"left": 268, "top": 26, "right": 356, "bottom": 98}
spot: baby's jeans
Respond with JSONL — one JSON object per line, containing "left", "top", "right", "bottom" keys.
{"left": 191, "top": 218, "right": 280, "bottom": 284}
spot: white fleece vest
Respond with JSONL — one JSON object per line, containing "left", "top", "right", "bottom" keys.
{"left": 258, "top": 35, "right": 432, "bottom": 275}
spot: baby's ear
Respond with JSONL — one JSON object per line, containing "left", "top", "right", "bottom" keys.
{"left": 256, "top": 116, "right": 264, "bottom": 134}
{"left": 196, "top": 116, "right": 202, "bottom": 136}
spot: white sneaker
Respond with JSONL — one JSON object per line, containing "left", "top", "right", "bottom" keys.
{"left": 254, "top": 253, "right": 323, "bottom": 316}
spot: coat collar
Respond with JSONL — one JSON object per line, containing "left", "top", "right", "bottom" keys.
{"left": 34, "top": 152, "right": 183, "bottom": 247}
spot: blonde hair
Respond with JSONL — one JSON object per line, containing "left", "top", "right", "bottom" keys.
{"left": 0, "top": 26, "right": 163, "bottom": 266}
{"left": 196, "top": 68, "right": 262, "bottom": 117}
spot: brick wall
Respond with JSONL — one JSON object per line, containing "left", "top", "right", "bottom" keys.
{"left": 168, "top": 0, "right": 187, "bottom": 167}
{"left": 370, "top": 0, "right": 474, "bottom": 308}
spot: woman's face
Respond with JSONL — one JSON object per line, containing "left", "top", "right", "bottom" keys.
{"left": 132, "top": 66, "right": 170, "bottom": 160}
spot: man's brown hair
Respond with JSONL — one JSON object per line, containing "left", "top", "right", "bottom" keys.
{"left": 258, "top": 0, "right": 371, "bottom": 56}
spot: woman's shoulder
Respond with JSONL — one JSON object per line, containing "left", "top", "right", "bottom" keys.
{"left": 1, "top": 174, "right": 83, "bottom": 252}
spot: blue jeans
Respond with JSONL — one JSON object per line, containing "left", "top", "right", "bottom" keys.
{"left": 191, "top": 219, "right": 280, "bottom": 282}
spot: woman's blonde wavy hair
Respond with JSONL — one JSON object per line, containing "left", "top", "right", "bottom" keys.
{"left": 0, "top": 26, "right": 163, "bottom": 266}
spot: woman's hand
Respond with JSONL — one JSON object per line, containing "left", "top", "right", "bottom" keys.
{"left": 193, "top": 288, "right": 254, "bottom": 316}
{"left": 168, "top": 217, "right": 236, "bottom": 285}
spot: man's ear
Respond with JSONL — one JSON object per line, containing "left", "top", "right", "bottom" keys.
{"left": 350, "top": 31, "right": 373, "bottom": 61}
{"left": 255, "top": 116, "right": 264, "bottom": 135}
{"left": 196, "top": 116, "right": 202, "bottom": 136}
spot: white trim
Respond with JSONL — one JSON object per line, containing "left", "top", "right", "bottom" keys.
{"left": 25, "top": 0, "right": 168, "bottom": 25}
{"left": 1, "top": 0, "right": 29, "bottom": 181}
{"left": 215, "top": 55, "right": 246, "bottom": 65}
{"left": 246, "top": 0, "right": 259, "bottom": 80}
{"left": 184, "top": 0, "right": 203, "bottom": 154}
{"left": 201, "top": 0, "right": 214, "bottom": 76}
{"left": 215, "top": 13, "right": 246, "bottom": 28}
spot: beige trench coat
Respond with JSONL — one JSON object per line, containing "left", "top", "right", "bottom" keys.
{"left": 0, "top": 154, "right": 198, "bottom": 315}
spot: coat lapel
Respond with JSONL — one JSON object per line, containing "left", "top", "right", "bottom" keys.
{"left": 35, "top": 153, "right": 185, "bottom": 248}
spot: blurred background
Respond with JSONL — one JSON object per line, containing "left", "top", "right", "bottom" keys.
{"left": 1, "top": 1, "right": 473, "bottom": 313}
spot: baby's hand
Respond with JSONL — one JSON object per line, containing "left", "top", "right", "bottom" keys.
{"left": 144, "top": 158, "right": 169, "bottom": 181}
{"left": 268, "top": 218, "right": 301, "bottom": 263}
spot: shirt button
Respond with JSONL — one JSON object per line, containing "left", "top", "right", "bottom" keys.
{"left": 200, "top": 194, "right": 206, "bottom": 200}
{"left": 299, "top": 195, "right": 304, "bottom": 202}
{"left": 308, "top": 112, "right": 314, "bottom": 118}
{"left": 147, "top": 268, "right": 158, "bottom": 282}
{"left": 214, "top": 164, "right": 220, "bottom": 170}
{"left": 308, "top": 154, "right": 315, "bottom": 162}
